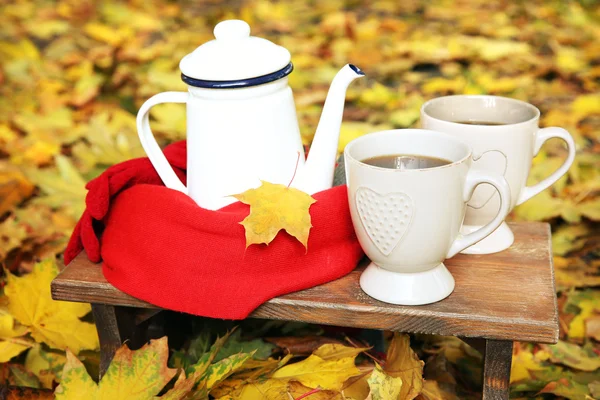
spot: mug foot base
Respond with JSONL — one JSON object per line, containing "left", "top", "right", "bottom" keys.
{"left": 460, "top": 221, "right": 514, "bottom": 255}
{"left": 359, "top": 262, "right": 455, "bottom": 305}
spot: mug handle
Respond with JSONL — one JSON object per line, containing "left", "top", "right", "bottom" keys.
{"left": 517, "top": 127, "right": 576, "bottom": 205}
{"left": 446, "top": 170, "right": 511, "bottom": 258}
{"left": 136, "top": 91, "right": 189, "bottom": 194}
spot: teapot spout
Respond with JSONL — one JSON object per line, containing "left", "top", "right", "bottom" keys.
{"left": 292, "top": 64, "right": 364, "bottom": 194}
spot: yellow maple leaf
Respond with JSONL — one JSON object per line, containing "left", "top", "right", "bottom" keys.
{"left": 367, "top": 363, "right": 402, "bottom": 400}
{"left": 233, "top": 181, "right": 317, "bottom": 249}
{"left": 384, "top": 333, "right": 424, "bottom": 400}
{"left": 0, "top": 308, "right": 34, "bottom": 363}
{"left": 54, "top": 350, "right": 99, "bottom": 400}
{"left": 4, "top": 259, "right": 99, "bottom": 354}
{"left": 272, "top": 350, "right": 361, "bottom": 391}
{"left": 55, "top": 337, "right": 176, "bottom": 400}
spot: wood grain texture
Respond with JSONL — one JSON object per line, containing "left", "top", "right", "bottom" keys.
{"left": 482, "top": 340, "right": 513, "bottom": 400}
{"left": 52, "top": 222, "right": 558, "bottom": 343}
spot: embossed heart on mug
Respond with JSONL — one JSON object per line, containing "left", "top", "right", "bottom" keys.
{"left": 468, "top": 150, "right": 508, "bottom": 209}
{"left": 355, "top": 187, "right": 413, "bottom": 256}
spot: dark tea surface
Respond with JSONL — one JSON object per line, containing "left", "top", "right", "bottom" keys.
{"left": 454, "top": 120, "right": 507, "bottom": 126}
{"left": 362, "top": 154, "right": 452, "bottom": 170}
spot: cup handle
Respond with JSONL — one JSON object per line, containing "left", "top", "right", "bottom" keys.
{"left": 446, "top": 170, "right": 511, "bottom": 258}
{"left": 517, "top": 127, "right": 576, "bottom": 205}
{"left": 136, "top": 91, "right": 189, "bottom": 194}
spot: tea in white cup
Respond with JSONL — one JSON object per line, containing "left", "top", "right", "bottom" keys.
{"left": 344, "top": 129, "right": 511, "bottom": 305}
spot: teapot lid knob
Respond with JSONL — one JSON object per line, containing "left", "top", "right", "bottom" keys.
{"left": 214, "top": 20, "right": 250, "bottom": 41}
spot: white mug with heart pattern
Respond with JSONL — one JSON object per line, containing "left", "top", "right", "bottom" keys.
{"left": 421, "top": 95, "right": 576, "bottom": 254}
{"left": 344, "top": 129, "right": 511, "bottom": 305}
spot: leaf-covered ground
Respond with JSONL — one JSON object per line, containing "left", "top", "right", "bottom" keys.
{"left": 0, "top": 0, "right": 599, "bottom": 399}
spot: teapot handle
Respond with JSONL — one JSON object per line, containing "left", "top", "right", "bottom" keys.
{"left": 136, "top": 91, "right": 188, "bottom": 194}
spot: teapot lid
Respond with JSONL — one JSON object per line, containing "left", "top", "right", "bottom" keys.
{"left": 179, "top": 20, "right": 292, "bottom": 88}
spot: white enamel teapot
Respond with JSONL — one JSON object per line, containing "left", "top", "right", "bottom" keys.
{"left": 137, "top": 19, "right": 364, "bottom": 210}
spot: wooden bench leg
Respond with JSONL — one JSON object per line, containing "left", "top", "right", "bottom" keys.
{"left": 91, "top": 304, "right": 136, "bottom": 379}
{"left": 482, "top": 339, "right": 513, "bottom": 400}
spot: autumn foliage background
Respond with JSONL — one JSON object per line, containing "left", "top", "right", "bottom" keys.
{"left": 0, "top": 0, "right": 599, "bottom": 399}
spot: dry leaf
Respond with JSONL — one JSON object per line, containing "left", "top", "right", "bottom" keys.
{"left": 384, "top": 334, "right": 424, "bottom": 400}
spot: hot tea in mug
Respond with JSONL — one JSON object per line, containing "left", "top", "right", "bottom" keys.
{"left": 361, "top": 155, "right": 452, "bottom": 170}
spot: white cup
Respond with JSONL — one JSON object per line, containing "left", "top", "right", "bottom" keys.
{"left": 421, "top": 95, "right": 576, "bottom": 254}
{"left": 344, "top": 129, "right": 511, "bottom": 305}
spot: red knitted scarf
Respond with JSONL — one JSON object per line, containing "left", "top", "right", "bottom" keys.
{"left": 65, "top": 141, "right": 364, "bottom": 319}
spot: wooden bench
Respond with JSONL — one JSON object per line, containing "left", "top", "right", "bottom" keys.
{"left": 51, "top": 221, "right": 558, "bottom": 400}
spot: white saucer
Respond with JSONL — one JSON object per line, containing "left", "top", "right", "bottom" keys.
{"left": 359, "top": 262, "right": 455, "bottom": 306}
{"left": 459, "top": 221, "right": 514, "bottom": 255}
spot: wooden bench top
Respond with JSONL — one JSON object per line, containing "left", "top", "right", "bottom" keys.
{"left": 52, "top": 221, "right": 558, "bottom": 344}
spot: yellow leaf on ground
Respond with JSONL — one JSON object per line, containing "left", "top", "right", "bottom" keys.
{"left": 555, "top": 46, "right": 587, "bottom": 74}
{"left": 0, "top": 337, "right": 34, "bottom": 363}
{"left": 367, "top": 363, "right": 402, "bottom": 400}
{"left": 313, "top": 343, "right": 370, "bottom": 360}
{"left": 579, "top": 198, "right": 600, "bottom": 221}
{"left": 272, "top": 352, "right": 361, "bottom": 391}
{"left": 511, "top": 347, "right": 546, "bottom": 383}
{"left": 4, "top": 259, "right": 98, "bottom": 353}
{"left": 149, "top": 102, "right": 187, "bottom": 141}
{"left": 234, "top": 181, "right": 317, "bottom": 248}
{"left": 70, "top": 73, "right": 104, "bottom": 107}
{"left": 0, "top": 162, "right": 35, "bottom": 215}
{"left": 384, "top": 333, "right": 424, "bottom": 400}
{"left": 25, "top": 345, "right": 67, "bottom": 389}
{"left": 416, "top": 380, "right": 460, "bottom": 400}
{"left": 422, "top": 76, "right": 466, "bottom": 94}
{"left": 542, "top": 340, "right": 600, "bottom": 371}
{"left": 100, "top": 337, "right": 176, "bottom": 399}
{"left": 159, "top": 330, "right": 239, "bottom": 399}
{"left": 54, "top": 350, "right": 99, "bottom": 400}
{"left": 156, "top": 371, "right": 196, "bottom": 400}
{"left": 56, "top": 337, "right": 176, "bottom": 400}
{"left": 84, "top": 23, "right": 127, "bottom": 46}
{"left": 514, "top": 190, "right": 565, "bottom": 221}
{"left": 192, "top": 352, "right": 254, "bottom": 398}
{"left": 339, "top": 122, "right": 392, "bottom": 153}
{"left": 568, "top": 298, "right": 600, "bottom": 341}
{"left": 572, "top": 93, "right": 600, "bottom": 122}
{"left": 552, "top": 225, "right": 590, "bottom": 256}
{"left": 221, "top": 379, "right": 289, "bottom": 400}
{"left": 26, "top": 155, "right": 87, "bottom": 220}
{"left": 0, "top": 308, "right": 29, "bottom": 339}
{"left": 0, "top": 215, "right": 28, "bottom": 261}
{"left": 0, "top": 307, "right": 32, "bottom": 363}
{"left": 287, "top": 381, "right": 344, "bottom": 399}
